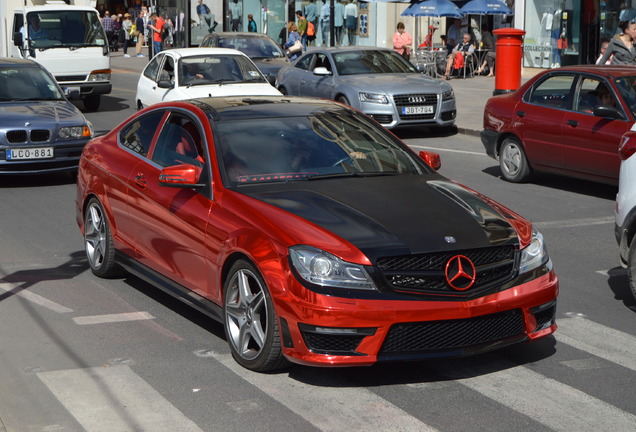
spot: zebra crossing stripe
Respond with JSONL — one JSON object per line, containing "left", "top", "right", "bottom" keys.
{"left": 0, "top": 282, "right": 73, "bottom": 313}
{"left": 212, "top": 353, "right": 439, "bottom": 432}
{"left": 449, "top": 361, "right": 636, "bottom": 432}
{"left": 556, "top": 314, "right": 636, "bottom": 372}
{"left": 38, "top": 365, "right": 203, "bottom": 432}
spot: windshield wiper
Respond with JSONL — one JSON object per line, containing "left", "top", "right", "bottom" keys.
{"left": 307, "top": 171, "right": 399, "bottom": 180}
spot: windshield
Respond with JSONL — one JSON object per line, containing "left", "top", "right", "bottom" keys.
{"left": 334, "top": 50, "right": 418, "bottom": 76}
{"left": 26, "top": 11, "right": 107, "bottom": 49}
{"left": 218, "top": 35, "right": 286, "bottom": 59}
{"left": 614, "top": 75, "right": 636, "bottom": 117}
{"left": 0, "top": 65, "right": 64, "bottom": 101}
{"left": 178, "top": 55, "right": 268, "bottom": 86}
{"left": 216, "top": 109, "right": 426, "bottom": 186}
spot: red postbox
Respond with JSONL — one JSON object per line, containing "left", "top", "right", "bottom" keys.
{"left": 493, "top": 28, "right": 526, "bottom": 96}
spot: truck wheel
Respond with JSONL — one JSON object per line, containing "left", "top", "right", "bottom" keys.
{"left": 84, "top": 95, "right": 101, "bottom": 112}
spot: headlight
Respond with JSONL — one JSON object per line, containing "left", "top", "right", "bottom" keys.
{"left": 359, "top": 92, "right": 389, "bottom": 104}
{"left": 88, "top": 70, "right": 111, "bottom": 81}
{"left": 442, "top": 88, "right": 454, "bottom": 101}
{"left": 289, "top": 245, "right": 377, "bottom": 290}
{"left": 519, "top": 227, "right": 550, "bottom": 274}
{"left": 59, "top": 125, "right": 93, "bottom": 139}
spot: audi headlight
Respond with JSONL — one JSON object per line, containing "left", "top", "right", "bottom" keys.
{"left": 442, "top": 88, "right": 454, "bottom": 101}
{"left": 359, "top": 92, "right": 389, "bottom": 104}
{"left": 58, "top": 124, "right": 93, "bottom": 139}
{"left": 519, "top": 227, "right": 550, "bottom": 274}
{"left": 289, "top": 245, "right": 376, "bottom": 290}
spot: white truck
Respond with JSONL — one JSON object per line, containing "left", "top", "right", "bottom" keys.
{"left": 7, "top": 3, "right": 112, "bottom": 111}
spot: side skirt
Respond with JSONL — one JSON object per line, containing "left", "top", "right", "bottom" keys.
{"left": 115, "top": 251, "right": 224, "bottom": 324}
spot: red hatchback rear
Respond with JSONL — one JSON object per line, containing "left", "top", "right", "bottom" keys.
{"left": 481, "top": 66, "right": 636, "bottom": 185}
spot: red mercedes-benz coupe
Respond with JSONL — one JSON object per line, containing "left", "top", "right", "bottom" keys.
{"left": 76, "top": 96, "right": 558, "bottom": 371}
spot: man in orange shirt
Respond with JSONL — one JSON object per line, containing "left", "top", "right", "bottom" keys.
{"left": 148, "top": 13, "right": 165, "bottom": 56}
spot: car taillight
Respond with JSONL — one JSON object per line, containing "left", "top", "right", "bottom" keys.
{"left": 619, "top": 130, "right": 636, "bottom": 161}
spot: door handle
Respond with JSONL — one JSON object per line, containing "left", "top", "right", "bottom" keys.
{"left": 135, "top": 173, "right": 147, "bottom": 188}
{"left": 516, "top": 111, "right": 525, "bottom": 117}
{"left": 567, "top": 119, "right": 578, "bottom": 127}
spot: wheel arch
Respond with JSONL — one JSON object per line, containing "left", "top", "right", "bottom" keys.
{"left": 495, "top": 132, "right": 524, "bottom": 159}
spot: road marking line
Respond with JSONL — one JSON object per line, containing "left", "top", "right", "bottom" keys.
{"left": 450, "top": 362, "right": 636, "bottom": 432}
{"left": 534, "top": 216, "right": 614, "bottom": 229}
{"left": 38, "top": 365, "right": 203, "bottom": 432}
{"left": 212, "top": 353, "right": 439, "bottom": 431}
{"left": 411, "top": 144, "right": 486, "bottom": 157}
{"left": 556, "top": 314, "right": 636, "bottom": 372}
{"left": 73, "top": 311, "right": 154, "bottom": 325}
{"left": 0, "top": 282, "right": 73, "bottom": 313}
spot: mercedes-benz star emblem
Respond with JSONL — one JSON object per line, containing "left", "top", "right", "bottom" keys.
{"left": 444, "top": 255, "right": 476, "bottom": 291}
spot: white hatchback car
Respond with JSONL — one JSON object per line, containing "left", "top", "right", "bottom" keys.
{"left": 135, "top": 48, "right": 281, "bottom": 109}
{"left": 615, "top": 123, "right": 636, "bottom": 300}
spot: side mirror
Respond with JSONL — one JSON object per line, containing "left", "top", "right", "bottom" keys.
{"left": 157, "top": 79, "right": 174, "bottom": 89}
{"left": 313, "top": 67, "right": 332, "bottom": 76}
{"left": 13, "top": 32, "right": 24, "bottom": 47}
{"left": 64, "top": 86, "right": 81, "bottom": 100}
{"left": 419, "top": 150, "right": 441, "bottom": 171}
{"left": 593, "top": 105, "right": 622, "bottom": 120}
{"left": 159, "top": 164, "right": 205, "bottom": 189}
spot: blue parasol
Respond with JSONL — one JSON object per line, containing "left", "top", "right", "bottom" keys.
{"left": 401, "top": 0, "right": 462, "bottom": 18}
{"left": 459, "top": 0, "right": 513, "bottom": 15}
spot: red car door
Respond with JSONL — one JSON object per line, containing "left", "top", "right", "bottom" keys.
{"left": 560, "top": 76, "right": 631, "bottom": 183}
{"left": 126, "top": 111, "right": 211, "bottom": 298}
{"left": 515, "top": 74, "right": 576, "bottom": 171}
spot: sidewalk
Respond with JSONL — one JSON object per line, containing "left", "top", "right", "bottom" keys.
{"left": 108, "top": 51, "right": 527, "bottom": 136}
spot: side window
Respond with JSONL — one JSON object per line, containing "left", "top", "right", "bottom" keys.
{"left": 314, "top": 53, "right": 332, "bottom": 72}
{"left": 119, "top": 111, "right": 165, "bottom": 157}
{"left": 151, "top": 112, "right": 205, "bottom": 168}
{"left": 528, "top": 74, "right": 576, "bottom": 110}
{"left": 159, "top": 56, "right": 175, "bottom": 84}
{"left": 13, "top": 14, "right": 24, "bottom": 36}
{"left": 143, "top": 54, "right": 161, "bottom": 81}
{"left": 294, "top": 54, "right": 314, "bottom": 71}
{"left": 575, "top": 77, "right": 621, "bottom": 116}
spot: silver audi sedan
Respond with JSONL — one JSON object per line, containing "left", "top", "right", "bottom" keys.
{"left": 275, "top": 47, "right": 456, "bottom": 130}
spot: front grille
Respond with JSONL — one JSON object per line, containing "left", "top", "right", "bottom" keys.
{"left": 394, "top": 93, "right": 438, "bottom": 120}
{"left": 55, "top": 75, "right": 87, "bottom": 82}
{"left": 5, "top": 129, "right": 51, "bottom": 144}
{"left": 30, "top": 130, "right": 50, "bottom": 142}
{"left": 376, "top": 246, "right": 516, "bottom": 298}
{"left": 369, "top": 114, "right": 393, "bottom": 124}
{"left": 301, "top": 331, "right": 365, "bottom": 354}
{"left": 6, "top": 130, "right": 27, "bottom": 143}
{"left": 380, "top": 309, "right": 525, "bottom": 354}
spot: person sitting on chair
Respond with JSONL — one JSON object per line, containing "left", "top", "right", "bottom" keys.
{"left": 443, "top": 33, "right": 474, "bottom": 80}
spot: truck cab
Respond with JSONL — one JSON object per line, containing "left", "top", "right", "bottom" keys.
{"left": 11, "top": 4, "right": 112, "bottom": 112}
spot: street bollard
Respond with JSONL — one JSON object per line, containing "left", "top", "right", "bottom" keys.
{"left": 493, "top": 28, "right": 526, "bottom": 96}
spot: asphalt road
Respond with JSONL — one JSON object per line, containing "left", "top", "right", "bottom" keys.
{"left": 1, "top": 69, "right": 635, "bottom": 432}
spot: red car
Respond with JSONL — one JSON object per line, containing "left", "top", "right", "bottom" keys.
{"left": 76, "top": 96, "right": 558, "bottom": 371}
{"left": 482, "top": 66, "right": 636, "bottom": 185}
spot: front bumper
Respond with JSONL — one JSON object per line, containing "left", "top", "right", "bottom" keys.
{"left": 276, "top": 269, "right": 559, "bottom": 367}
{"left": 361, "top": 96, "right": 456, "bottom": 130}
{"left": 0, "top": 140, "right": 88, "bottom": 174}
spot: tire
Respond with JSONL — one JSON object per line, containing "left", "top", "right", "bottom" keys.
{"left": 627, "top": 238, "right": 636, "bottom": 302}
{"left": 84, "top": 198, "right": 124, "bottom": 278}
{"left": 223, "top": 259, "right": 286, "bottom": 372}
{"left": 278, "top": 86, "right": 288, "bottom": 95}
{"left": 499, "top": 137, "right": 531, "bottom": 183}
{"left": 337, "top": 95, "right": 350, "bottom": 106}
{"left": 83, "top": 95, "right": 101, "bottom": 112}
{"left": 137, "top": 100, "right": 144, "bottom": 111}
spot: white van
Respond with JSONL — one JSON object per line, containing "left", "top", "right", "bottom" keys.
{"left": 10, "top": 4, "right": 111, "bottom": 111}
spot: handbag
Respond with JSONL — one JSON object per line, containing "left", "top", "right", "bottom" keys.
{"left": 286, "top": 40, "right": 302, "bottom": 55}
